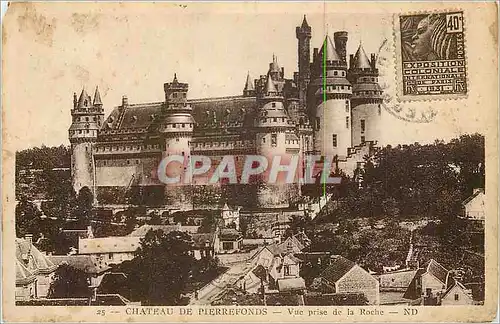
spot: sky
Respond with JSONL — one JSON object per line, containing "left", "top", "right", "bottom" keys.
{"left": 2, "top": 2, "right": 494, "bottom": 151}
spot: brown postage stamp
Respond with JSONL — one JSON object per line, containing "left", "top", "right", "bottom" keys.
{"left": 1, "top": 2, "right": 498, "bottom": 323}
{"left": 395, "top": 10, "right": 468, "bottom": 100}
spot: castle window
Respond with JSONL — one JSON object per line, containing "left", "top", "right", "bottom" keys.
{"left": 341, "top": 85, "right": 344, "bottom": 90}
{"left": 127, "top": 160, "right": 130, "bottom": 165}
{"left": 176, "top": 138, "right": 179, "bottom": 142}
{"left": 79, "top": 130, "right": 82, "bottom": 134}
{"left": 173, "top": 124, "right": 177, "bottom": 128}
{"left": 262, "top": 137, "right": 266, "bottom": 144}
{"left": 183, "top": 93, "right": 186, "bottom": 98}
{"left": 378, "top": 104, "right": 381, "bottom": 115}
{"left": 346, "top": 116, "right": 349, "bottom": 128}
{"left": 103, "top": 161, "right": 106, "bottom": 166}
{"left": 361, "top": 119, "right": 366, "bottom": 132}
{"left": 342, "top": 71, "right": 345, "bottom": 77}
{"left": 271, "top": 134, "right": 277, "bottom": 146}
{"left": 273, "top": 118, "right": 277, "bottom": 122}
{"left": 136, "top": 160, "right": 139, "bottom": 164}
{"left": 86, "top": 130, "right": 89, "bottom": 134}
{"left": 334, "top": 71, "right": 338, "bottom": 76}
{"left": 182, "top": 123, "right": 185, "bottom": 128}
{"left": 361, "top": 136, "right": 366, "bottom": 143}
{"left": 332, "top": 134, "right": 337, "bottom": 147}
{"left": 272, "top": 103, "right": 276, "bottom": 108}
{"left": 345, "top": 100, "right": 349, "bottom": 112}
{"left": 173, "top": 93, "right": 177, "bottom": 98}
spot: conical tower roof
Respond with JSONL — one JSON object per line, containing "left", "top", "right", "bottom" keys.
{"left": 353, "top": 43, "right": 371, "bottom": 69}
{"left": 93, "top": 86, "right": 102, "bottom": 106}
{"left": 243, "top": 72, "right": 254, "bottom": 91}
{"left": 269, "top": 54, "right": 281, "bottom": 73}
{"left": 264, "top": 73, "right": 278, "bottom": 95}
{"left": 301, "top": 15, "right": 310, "bottom": 28}
{"left": 319, "top": 35, "right": 340, "bottom": 62}
{"left": 77, "top": 87, "right": 92, "bottom": 108}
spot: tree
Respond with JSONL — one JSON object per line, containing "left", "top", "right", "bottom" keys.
{"left": 48, "top": 264, "right": 90, "bottom": 298}
{"left": 120, "top": 230, "right": 196, "bottom": 305}
{"left": 75, "top": 187, "right": 94, "bottom": 224}
{"left": 15, "top": 196, "right": 42, "bottom": 239}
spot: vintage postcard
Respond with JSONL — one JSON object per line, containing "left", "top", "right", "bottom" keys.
{"left": 2, "top": 2, "right": 498, "bottom": 323}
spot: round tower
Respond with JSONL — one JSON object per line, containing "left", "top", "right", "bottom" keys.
{"left": 348, "top": 44, "right": 383, "bottom": 146}
{"left": 159, "top": 74, "right": 195, "bottom": 209}
{"left": 69, "top": 87, "right": 104, "bottom": 197}
{"left": 310, "top": 35, "right": 352, "bottom": 159}
{"left": 254, "top": 74, "right": 296, "bottom": 208}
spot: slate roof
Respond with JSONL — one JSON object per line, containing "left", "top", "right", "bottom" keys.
{"left": 352, "top": 44, "right": 371, "bottom": 69}
{"left": 319, "top": 255, "right": 355, "bottom": 284}
{"left": 425, "top": 259, "right": 449, "bottom": 284}
{"left": 102, "top": 96, "right": 258, "bottom": 135}
{"left": 49, "top": 255, "right": 110, "bottom": 274}
{"left": 319, "top": 35, "right": 341, "bottom": 62}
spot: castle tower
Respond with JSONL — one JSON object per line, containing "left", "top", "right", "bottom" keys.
{"left": 296, "top": 15, "right": 312, "bottom": 110}
{"left": 243, "top": 72, "right": 256, "bottom": 97}
{"left": 348, "top": 43, "right": 383, "bottom": 146}
{"left": 254, "top": 74, "right": 296, "bottom": 208}
{"left": 310, "top": 35, "right": 352, "bottom": 159}
{"left": 159, "top": 74, "right": 195, "bottom": 209}
{"left": 69, "top": 87, "right": 104, "bottom": 196}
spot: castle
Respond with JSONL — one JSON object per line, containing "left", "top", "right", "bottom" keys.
{"left": 69, "top": 16, "right": 383, "bottom": 210}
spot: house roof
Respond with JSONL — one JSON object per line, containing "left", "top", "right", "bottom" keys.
{"left": 425, "top": 259, "right": 449, "bottom": 284}
{"left": 319, "top": 255, "right": 355, "bottom": 284}
{"left": 442, "top": 280, "right": 471, "bottom": 300}
{"left": 462, "top": 188, "right": 485, "bottom": 206}
{"left": 128, "top": 224, "right": 199, "bottom": 237}
{"left": 277, "top": 277, "right": 306, "bottom": 292}
{"left": 402, "top": 268, "right": 426, "bottom": 300}
{"left": 219, "top": 228, "right": 242, "bottom": 240}
{"left": 319, "top": 35, "right": 341, "bottom": 62}
{"left": 49, "top": 255, "right": 110, "bottom": 274}
{"left": 16, "top": 260, "right": 36, "bottom": 285}
{"left": 378, "top": 269, "right": 418, "bottom": 289}
{"left": 15, "top": 238, "right": 57, "bottom": 277}
{"left": 78, "top": 237, "right": 141, "bottom": 254}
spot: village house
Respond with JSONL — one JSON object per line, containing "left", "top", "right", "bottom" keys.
{"left": 461, "top": 188, "right": 485, "bottom": 221}
{"left": 310, "top": 255, "right": 380, "bottom": 305}
{"left": 15, "top": 235, "right": 58, "bottom": 301}
{"left": 402, "top": 259, "right": 473, "bottom": 306}
{"left": 440, "top": 280, "right": 474, "bottom": 305}
{"left": 215, "top": 228, "right": 243, "bottom": 254}
{"left": 221, "top": 203, "right": 241, "bottom": 230}
{"left": 78, "top": 236, "right": 141, "bottom": 267}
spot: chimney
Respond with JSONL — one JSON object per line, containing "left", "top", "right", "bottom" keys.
{"left": 122, "top": 95, "right": 129, "bottom": 107}
{"left": 313, "top": 48, "right": 319, "bottom": 62}
{"left": 281, "top": 67, "right": 285, "bottom": 78}
{"left": 349, "top": 54, "right": 354, "bottom": 69}
{"left": 25, "top": 234, "right": 33, "bottom": 247}
{"left": 73, "top": 92, "right": 78, "bottom": 109}
{"left": 370, "top": 53, "right": 376, "bottom": 69}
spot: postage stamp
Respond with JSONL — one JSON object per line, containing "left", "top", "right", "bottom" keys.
{"left": 1, "top": 2, "right": 498, "bottom": 323}
{"left": 395, "top": 11, "right": 468, "bottom": 100}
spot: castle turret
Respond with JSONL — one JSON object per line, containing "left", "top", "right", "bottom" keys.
{"left": 243, "top": 72, "right": 256, "bottom": 97}
{"left": 254, "top": 74, "right": 296, "bottom": 208}
{"left": 69, "top": 87, "right": 104, "bottom": 196}
{"left": 310, "top": 35, "right": 352, "bottom": 159}
{"left": 348, "top": 43, "right": 383, "bottom": 146}
{"left": 296, "top": 15, "right": 312, "bottom": 110}
{"left": 159, "top": 74, "right": 195, "bottom": 209}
